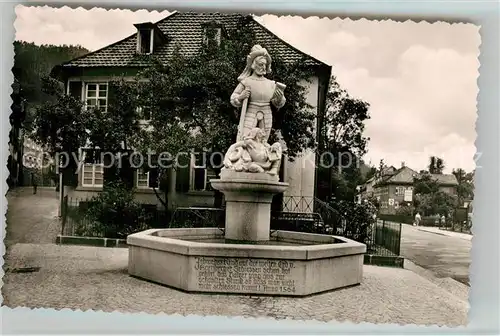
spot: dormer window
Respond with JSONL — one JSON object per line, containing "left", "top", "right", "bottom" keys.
{"left": 134, "top": 22, "right": 168, "bottom": 55}
{"left": 138, "top": 28, "right": 153, "bottom": 54}
{"left": 202, "top": 21, "right": 224, "bottom": 47}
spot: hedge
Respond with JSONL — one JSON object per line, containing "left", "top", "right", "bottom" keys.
{"left": 377, "top": 214, "right": 440, "bottom": 226}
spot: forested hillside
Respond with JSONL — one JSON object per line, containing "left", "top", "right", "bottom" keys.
{"left": 12, "top": 41, "right": 89, "bottom": 113}
{"left": 8, "top": 41, "right": 89, "bottom": 187}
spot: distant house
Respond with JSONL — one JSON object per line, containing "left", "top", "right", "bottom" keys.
{"left": 51, "top": 12, "right": 332, "bottom": 211}
{"left": 21, "top": 136, "right": 55, "bottom": 187}
{"left": 358, "top": 162, "right": 459, "bottom": 215}
{"left": 358, "top": 165, "right": 397, "bottom": 200}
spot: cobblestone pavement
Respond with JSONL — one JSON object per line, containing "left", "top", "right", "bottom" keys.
{"left": 4, "top": 187, "right": 60, "bottom": 251}
{"left": 3, "top": 244, "right": 468, "bottom": 326}
{"left": 400, "top": 224, "right": 471, "bottom": 286}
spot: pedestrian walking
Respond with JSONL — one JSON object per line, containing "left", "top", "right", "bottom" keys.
{"left": 440, "top": 214, "right": 446, "bottom": 227}
{"left": 31, "top": 171, "right": 38, "bottom": 194}
{"left": 414, "top": 212, "right": 421, "bottom": 226}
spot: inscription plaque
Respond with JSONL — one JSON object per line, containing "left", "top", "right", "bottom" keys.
{"left": 193, "top": 256, "right": 298, "bottom": 294}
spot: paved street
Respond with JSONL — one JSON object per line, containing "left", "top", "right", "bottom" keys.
{"left": 400, "top": 224, "right": 471, "bottom": 286}
{"left": 3, "top": 243, "right": 468, "bottom": 326}
{"left": 3, "top": 190, "right": 471, "bottom": 288}
{"left": 4, "top": 187, "right": 60, "bottom": 250}
{"left": 1, "top": 190, "right": 469, "bottom": 325}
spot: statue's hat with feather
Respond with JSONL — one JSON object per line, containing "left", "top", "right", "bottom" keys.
{"left": 237, "top": 45, "right": 272, "bottom": 82}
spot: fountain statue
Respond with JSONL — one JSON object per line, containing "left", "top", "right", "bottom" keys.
{"left": 222, "top": 45, "right": 287, "bottom": 179}
{"left": 127, "top": 44, "right": 366, "bottom": 297}
{"left": 230, "top": 44, "right": 286, "bottom": 144}
{"left": 211, "top": 45, "right": 291, "bottom": 241}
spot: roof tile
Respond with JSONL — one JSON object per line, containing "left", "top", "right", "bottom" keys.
{"left": 62, "top": 12, "right": 327, "bottom": 69}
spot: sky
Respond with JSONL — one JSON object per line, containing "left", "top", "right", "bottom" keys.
{"left": 14, "top": 5, "right": 480, "bottom": 173}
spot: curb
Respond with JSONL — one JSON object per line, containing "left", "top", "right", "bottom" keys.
{"left": 403, "top": 259, "right": 469, "bottom": 303}
{"left": 417, "top": 228, "right": 448, "bottom": 237}
{"left": 56, "top": 235, "right": 127, "bottom": 248}
{"left": 363, "top": 254, "right": 404, "bottom": 268}
{"left": 417, "top": 228, "right": 472, "bottom": 241}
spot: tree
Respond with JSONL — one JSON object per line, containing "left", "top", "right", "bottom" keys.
{"left": 8, "top": 79, "right": 27, "bottom": 188}
{"left": 13, "top": 41, "right": 89, "bottom": 132}
{"left": 85, "top": 78, "right": 145, "bottom": 190}
{"left": 364, "top": 165, "right": 377, "bottom": 182}
{"left": 378, "top": 159, "right": 386, "bottom": 176}
{"left": 413, "top": 172, "right": 440, "bottom": 195}
{"left": 12, "top": 42, "right": 90, "bottom": 187}
{"left": 413, "top": 171, "right": 458, "bottom": 216}
{"left": 428, "top": 156, "right": 445, "bottom": 174}
{"left": 452, "top": 168, "right": 474, "bottom": 205}
{"left": 316, "top": 76, "right": 371, "bottom": 202}
{"left": 136, "top": 16, "right": 317, "bottom": 207}
{"left": 32, "top": 77, "right": 92, "bottom": 186}
{"left": 413, "top": 192, "right": 457, "bottom": 217}
{"left": 322, "top": 76, "right": 370, "bottom": 157}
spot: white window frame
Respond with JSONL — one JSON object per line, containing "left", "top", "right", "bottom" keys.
{"left": 136, "top": 28, "right": 154, "bottom": 54}
{"left": 81, "top": 147, "right": 104, "bottom": 188}
{"left": 202, "top": 27, "right": 222, "bottom": 46}
{"left": 136, "top": 105, "right": 152, "bottom": 124}
{"left": 84, "top": 82, "right": 109, "bottom": 112}
{"left": 395, "top": 186, "right": 404, "bottom": 196}
{"left": 189, "top": 151, "right": 216, "bottom": 192}
{"left": 136, "top": 168, "right": 151, "bottom": 189}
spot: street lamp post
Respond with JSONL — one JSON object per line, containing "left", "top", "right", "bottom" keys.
{"left": 464, "top": 200, "right": 471, "bottom": 233}
{"left": 58, "top": 154, "right": 64, "bottom": 217}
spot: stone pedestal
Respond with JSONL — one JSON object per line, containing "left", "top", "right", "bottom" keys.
{"left": 210, "top": 170, "right": 289, "bottom": 242}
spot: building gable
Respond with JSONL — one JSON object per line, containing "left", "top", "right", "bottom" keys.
{"left": 57, "top": 12, "right": 328, "bottom": 70}
{"left": 386, "top": 166, "right": 417, "bottom": 185}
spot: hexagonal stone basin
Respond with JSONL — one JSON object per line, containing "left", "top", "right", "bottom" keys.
{"left": 127, "top": 228, "right": 366, "bottom": 296}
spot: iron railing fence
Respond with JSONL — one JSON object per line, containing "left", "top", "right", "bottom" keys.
{"left": 377, "top": 212, "right": 471, "bottom": 235}
{"left": 61, "top": 195, "right": 402, "bottom": 257}
{"left": 61, "top": 196, "right": 170, "bottom": 237}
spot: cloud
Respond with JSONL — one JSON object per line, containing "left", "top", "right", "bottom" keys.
{"left": 330, "top": 44, "right": 479, "bottom": 172}
{"left": 258, "top": 16, "right": 479, "bottom": 173}
{"left": 14, "top": 6, "right": 170, "bottom": 50}
{"left": 13, "top": 7, "right": 480, "bottom": 173}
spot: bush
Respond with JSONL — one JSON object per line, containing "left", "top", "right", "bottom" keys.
{"left": 377, "top": 214, "right": 413, "bottom": 224}
{"left": 396, "top": 204, "right": 413, "bottom": 217}
{"left": 330, "top": 199, "right": 377, "bottom": 244}
{"left": 377, "top": 213, "right": 439, "bottom": 226}
{"left": 81, "top": 182, "right": 149, "bottom": 239}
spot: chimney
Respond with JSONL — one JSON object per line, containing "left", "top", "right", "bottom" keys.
{"left": 401, "top": 161, "right": 405, "bottom": 168}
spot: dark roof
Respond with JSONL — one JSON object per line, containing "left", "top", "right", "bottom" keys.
{"left": 372, "top": 166, "right": 459, "bottom": 187}
{"left": 59, "top": 12, "right": 328, "bottom": 69}
{"left": 430, "top": 174, "right": 458, "bottom": 186}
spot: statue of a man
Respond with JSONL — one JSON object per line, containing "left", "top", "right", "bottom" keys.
{"left": 230, "top": 45, "right": 286, "bottom": 144}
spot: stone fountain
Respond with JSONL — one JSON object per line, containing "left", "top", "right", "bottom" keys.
{"left": 127, "top": 45, "right": 366, "bottom": 296}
